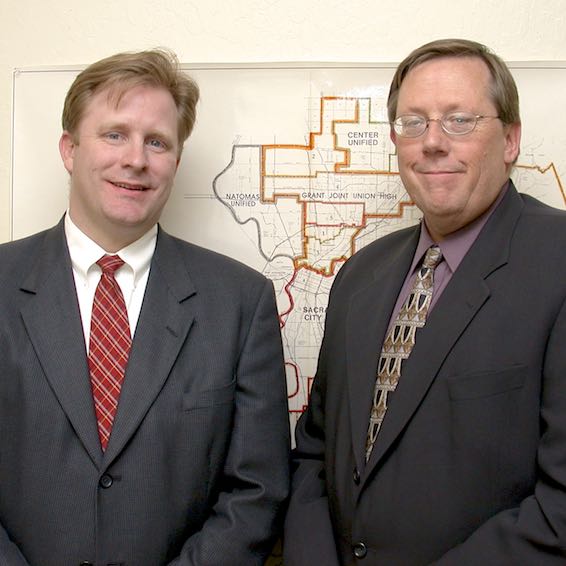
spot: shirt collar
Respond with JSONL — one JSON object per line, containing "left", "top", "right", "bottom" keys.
{"left": 64, "top": 213, "right": 157, "bottom": 284}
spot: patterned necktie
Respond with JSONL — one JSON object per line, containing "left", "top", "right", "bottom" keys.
{"left": 89, "top": 255, "right": 131, "bottom": 451}
{"left": 365, "top": 245, "right": 443, "bottom": 462}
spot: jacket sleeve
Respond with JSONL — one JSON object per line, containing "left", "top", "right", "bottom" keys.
{"left": 0, "top": 528, "right": 31, "bottom": 565}
{"left": 283, "top": 289, "right": 341, "bottom": 566}
{"left": 168, "top": 279, "right": 291, "bottom": 566}
{"left": 283, "top": 372, "right": 341, "bottom": 564}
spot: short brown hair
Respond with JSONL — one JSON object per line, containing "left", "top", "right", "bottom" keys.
{"left": 387, "top": 38, "right": 520, "bottom": 125}
{"left": 62, "top": 48, "right": 199, "bottom": 152}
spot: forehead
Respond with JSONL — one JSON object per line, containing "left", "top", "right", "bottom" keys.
{"left": 397, "top": 56, "right": 494, "bottom": 112}
{"left": 80, "top": 84, "right": 178, "bottom": 126}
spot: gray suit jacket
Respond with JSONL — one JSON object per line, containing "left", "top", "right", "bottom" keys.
{"left": 0, "top": 220, "right": 290, "bottom": 565}
{"left": 284, "top": 183, "right": 566, "bottom": 565}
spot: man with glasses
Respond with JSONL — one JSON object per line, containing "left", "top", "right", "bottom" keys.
{"left": 284, "top": 38, "right": 566, "bottom": 565}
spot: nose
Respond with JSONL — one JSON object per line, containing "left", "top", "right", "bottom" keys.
{"left": 121, "top": 139, "right": 148, "bottom": 170}
{"left": 421, "top": 119, "right": 449, "bottom": 154}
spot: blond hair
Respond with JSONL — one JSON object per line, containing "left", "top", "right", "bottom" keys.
{"left": 62, "top": 48, "right": 199, "bottom": 152}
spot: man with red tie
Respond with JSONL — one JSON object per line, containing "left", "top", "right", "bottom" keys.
{"left": 0, "top": 49, "right": 290, "bottom": 565}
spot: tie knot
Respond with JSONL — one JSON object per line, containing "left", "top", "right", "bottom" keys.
{"left": 422, "top": 245, "right": 442, "bottom": 269}
{"left": 97, "top": 254, "right": 125, "bottom": 276}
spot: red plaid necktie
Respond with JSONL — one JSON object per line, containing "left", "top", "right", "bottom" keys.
{"left": 89, "top": 255, "right": 131, "bottom": 450}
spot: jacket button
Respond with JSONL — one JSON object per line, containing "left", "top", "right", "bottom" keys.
{"left": 353, "top": 542, "right": 367, "bottom": 559}
{"left": 353, "top": 466, "right": 361, "bottom": 485}
{"left": 99, "top": 474, "right": 113, "bottom": 488}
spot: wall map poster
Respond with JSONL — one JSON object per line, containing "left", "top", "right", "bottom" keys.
{"left": 12, "top": 62, "right": 566, "bottom": 442}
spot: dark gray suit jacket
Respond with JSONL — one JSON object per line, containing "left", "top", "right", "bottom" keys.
{"left": 284, "top": 183, "right": 566, "bottom": 565}
{"left": 0, "top": 221, "right": 290, "bottom": 565}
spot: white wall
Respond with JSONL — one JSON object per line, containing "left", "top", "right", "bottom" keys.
{"left": 1, "top": 0, "right": 565, "bottom": 244}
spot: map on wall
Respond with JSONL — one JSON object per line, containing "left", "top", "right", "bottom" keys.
{"left": 11, "top": 63, "right": 566, "bottom": 435}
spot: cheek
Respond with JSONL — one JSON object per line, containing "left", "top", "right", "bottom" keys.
{"left": 397, "top": 149, "right": 422, "bottom": 180}
{"left": 475, "top": 147, "right": 500, "bottom": 178}
{"left": 159, "top": 162, "right": 179, "bottom": 185}
{"left": 151, "top": 153, "right": 176, "bottom": 171}
{"left": 80, "top": 151, "right": 114, "bottom": 175}
{"left": 396, "top": 145, "right": 416, "bottom": 164}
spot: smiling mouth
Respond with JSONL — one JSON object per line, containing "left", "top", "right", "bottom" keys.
{"left": 111, "top": 181, "right": 148, "bottom": 191}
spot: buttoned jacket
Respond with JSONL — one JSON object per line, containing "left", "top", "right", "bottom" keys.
{"left": 0, "top": 221, "right": 290, "bottom": 565}
{"left": 284, "top": 183, "right": 566, "bottom": 565}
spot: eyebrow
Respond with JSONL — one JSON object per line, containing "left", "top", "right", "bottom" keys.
{"left": 399, "top": 103, "right": 466, "bottom": 116}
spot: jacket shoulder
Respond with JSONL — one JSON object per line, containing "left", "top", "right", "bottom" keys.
{"left": 158, "top": 231, "right": 269, "bottom": 288}
{"left": 0, "top": 228, "right": 56, "bottom": 280}
{"left": 338, "top": 224, "right": 418, "bottom": 278}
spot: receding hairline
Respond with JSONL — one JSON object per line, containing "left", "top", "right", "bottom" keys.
{"left": 387, "top": 38, "right": 520, "bottom": 125}
{"left": 396, "top": 54, "right": 494, "bottom": 104}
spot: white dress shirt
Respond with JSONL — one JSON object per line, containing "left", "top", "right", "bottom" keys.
{"left": 64, "top": 213, "right": 157, "bottom": 350}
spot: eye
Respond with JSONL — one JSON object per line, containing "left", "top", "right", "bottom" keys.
{"left": 446, "top": 113, "right": 474, "bottom": 126}
{"left": 103, "top": 131, "right": 125, "bottom": 143}
{"left": 403, "top": 116, "right": 424, "bottom": 128}
{"left": 147, "top": 138, "right": 168, "bottom": 152}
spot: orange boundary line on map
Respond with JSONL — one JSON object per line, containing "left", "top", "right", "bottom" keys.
{"left": 256, "top": 97, "right": 416, "bottom": 276}
{"left": 260, "top": 97, "right": 400, "bottom": 189}
{"left": 515, "top": 163, "right": 566, "bottom": 206}
{"left": 250, "top": 100, "right": 565, "bottom": 407}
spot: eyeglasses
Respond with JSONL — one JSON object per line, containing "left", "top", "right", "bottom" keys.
{"left": 392, "top": 112, "right": 500, "bottom": 138}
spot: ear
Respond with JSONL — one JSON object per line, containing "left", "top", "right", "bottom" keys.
{"left": 390, "top": 125, "right": 398, "bottom": 146}
{"left": 503, "top": 122, "right": 521, "bottom": 165}
{"left": 59, "top": 131, "right": 76, "bottom": 174}
{"left": 176, "top": 143, "right": 184, "bottom": 170}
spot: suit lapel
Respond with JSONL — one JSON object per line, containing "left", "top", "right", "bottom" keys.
{"left": 103, "top": 229, "right": 196, "bottom": 464}
{"left": 19, "top": 221, "right": 103, "bottom": 466}
{"left": 347, "top": 229, "right": 419, "bottom": 469}
{"left": 362, "top": 185, "right": 524, "bottom": 482}
{"left": 363, "top": 271, "right": 491, "bottom": 477}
